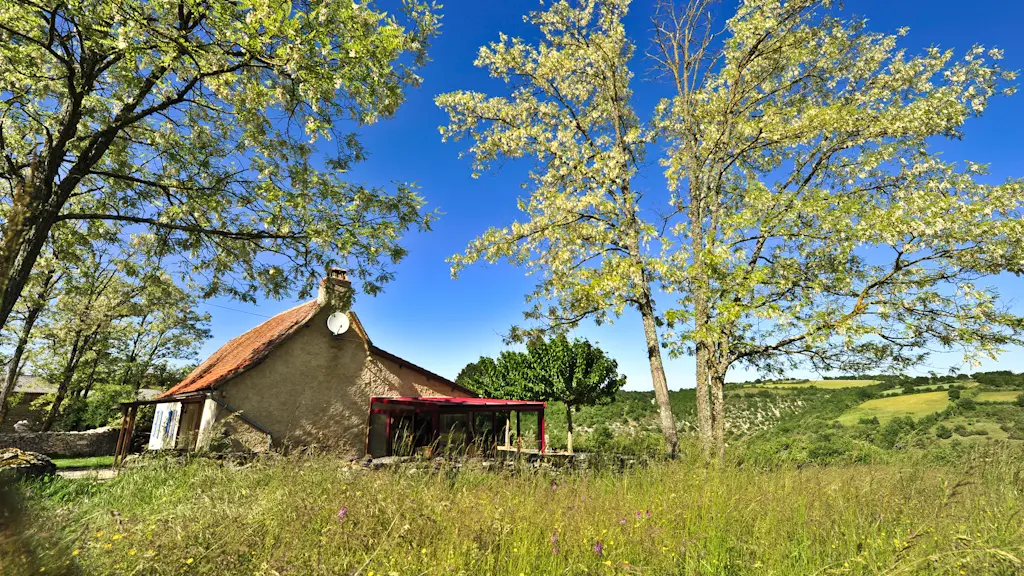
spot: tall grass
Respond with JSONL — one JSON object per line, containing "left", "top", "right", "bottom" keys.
{"left": 5, "top": 444, "right": 1023, "bottom": 575}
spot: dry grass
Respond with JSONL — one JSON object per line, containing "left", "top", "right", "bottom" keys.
{"left": 5, "top": 445, "right": 1023, "bottom": 575}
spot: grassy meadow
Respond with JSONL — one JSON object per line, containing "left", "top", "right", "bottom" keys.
{"left": 836, "top": 392, "right": 951, "bottom": 426}
{"left": 5, "top": 446, "right": 1024, "bottom": 576}
{"left": 762, "top": 379, "right": 881, "bottom": 389}
{"left": 975, "top": 391, "right": 1023, "bottom": 403}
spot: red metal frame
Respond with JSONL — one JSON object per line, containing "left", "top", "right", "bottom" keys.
{"left": 368, "top": 396, "right": 547, "bottom": 455}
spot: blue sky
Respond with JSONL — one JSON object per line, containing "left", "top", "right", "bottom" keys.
{"left": 197, "top": 0, "right": 1024, "bottom": 391}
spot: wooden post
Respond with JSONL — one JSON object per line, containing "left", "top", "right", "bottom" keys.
{"left": 504, "top": 413, "right": 511, "bottom": 449}
{"left": 123, "top": 405, "right": 138, "bottom": 464}
{"left": 113, "top": 406, "right": 129, "bottom": 467}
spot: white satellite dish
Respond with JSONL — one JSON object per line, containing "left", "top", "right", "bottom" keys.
{"left": 326, "top": 311, "right": 350, "bottom": 335}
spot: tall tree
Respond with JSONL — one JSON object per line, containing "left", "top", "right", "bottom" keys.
{"left": 0, "top": 0, "right": 441, "bottom": 336}
{"left": 519, "top": 336, "right": 625, "bottom": 453}
{"left": 437, "top": 0, "right": 681, "bottom": 456}
{"left": 651, "top": 0, "right": 1024, "bottom": 460}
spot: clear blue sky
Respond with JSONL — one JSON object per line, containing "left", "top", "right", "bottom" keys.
{"left": 197, "top": 0, "right": 1024, "bottom": 391}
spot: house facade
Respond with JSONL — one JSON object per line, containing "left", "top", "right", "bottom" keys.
{"left": 139, "top": 270, "right": 475, "bottom": 458}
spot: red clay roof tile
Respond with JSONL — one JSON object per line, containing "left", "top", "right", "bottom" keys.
{"left": 158, "top": 300, "right": 321, "bottom": 398}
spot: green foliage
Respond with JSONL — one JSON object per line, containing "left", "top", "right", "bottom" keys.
{"left": 1017, "top": 392, "right": 1024, "bottom": 408}
{"left": 934, "top": 424, "right": 953, "bottom": 439}
{"left": 948, "top": 388, "right": 961, "bottom": 400}
{"left": 0, "top": 0, "right": 442, "bottom": 344}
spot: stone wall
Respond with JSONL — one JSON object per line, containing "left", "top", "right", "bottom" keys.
{"left": 0, "top": 427, "right": 120, "bottom": 458}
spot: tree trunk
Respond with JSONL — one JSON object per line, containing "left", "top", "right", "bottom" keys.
{"left": 40, "top": 335, "right": 84, "bottom": 432}
{"left": 692, "top": 283, "right": 714, "bottom": 461}
{"left": 711, "top": 369, "right": 726, "bottom": 462}
{"left": 638, "top": 290, "right": 679, "bottom": 458}
{"left": 565, "top": 405, "right": 574, "bottom": 454}
{"left": 0, "top": 302, "right": 45, "bottom": 428}
{"left": 0, "top": 204, "right": 59, "bottom": 339}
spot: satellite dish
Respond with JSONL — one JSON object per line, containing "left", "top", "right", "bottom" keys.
{"left": 326, "top": 311, "right": 350, "bottom": 336}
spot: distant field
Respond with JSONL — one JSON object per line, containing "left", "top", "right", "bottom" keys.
{"left": 975, "top": 391, "right": 1022, "bottom": 403}
{"left": 764, "top": 379, "right": 879, "bottom": 389}
{"left": 838, "top": 391, "right": 950, "bottom": 425}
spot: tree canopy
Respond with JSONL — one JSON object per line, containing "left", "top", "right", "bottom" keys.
{"left": 0, "top": 0, "right": 441, "bottom": 339}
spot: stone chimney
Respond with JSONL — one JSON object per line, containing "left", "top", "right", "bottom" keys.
{"left": 317, "top": 267, "right": 353, "bottom": 306}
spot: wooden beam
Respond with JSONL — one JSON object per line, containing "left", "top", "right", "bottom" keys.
{"left": 113, "top": 406, "right": 129, "bottom": 467}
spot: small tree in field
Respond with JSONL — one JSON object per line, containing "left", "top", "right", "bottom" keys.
{"left": 520, "top": 336, "right": 625, "bottom": 453}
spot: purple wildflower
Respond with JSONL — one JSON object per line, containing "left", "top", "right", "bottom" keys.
{"left": 337, "top": 506, "right": 348, "bottom": 522}
{"left": 551, "top": 481, "right": 559, "bottom": 490}
{"left": 619, "top": 518, "right": 627, "bottom": 525}
{"left": 593, "top": 541, "right": 603, "bottom": 555}
{"left": 636, "top": 511, "right": 643, "bottom": 519}
{"left": 551, "top": 532, "right": 560, "bottom": 555}
{"left": 645, "top": 510, "right": 652, "bottom": 518}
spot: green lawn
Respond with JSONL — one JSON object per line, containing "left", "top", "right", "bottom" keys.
{"left": 765, "top": 379, "right": 879, "bottom": 389}
{"left": 838, "top": 391, "right": 950, "bottom": 425}
{"left": 975, "top": 390, "right": 1022, "bottom": 403}
{"left": 51, "top": 455, "right": 115, "bottom": 469}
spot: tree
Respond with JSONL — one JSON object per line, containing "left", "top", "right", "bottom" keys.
{"left": 651, "top": 0, "right": 1024, "bottom": 460}
{"left": 0, "top": 258, "right": 59, "bottom": 427}
{"left": 455, "top": 353, "right": 534, "bottom": 400}
{"left": 518, "top": 336, "right": 625, "bottom": 453}
{"left": 437, "top": 0, "right": 681, "bottom": 456}
{"left": 0, "top": 0, "right": 441, "bottom": 337}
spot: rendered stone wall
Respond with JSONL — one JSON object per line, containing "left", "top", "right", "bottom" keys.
{"left": 0, "top": 427, "right": 120, "bottom": 457}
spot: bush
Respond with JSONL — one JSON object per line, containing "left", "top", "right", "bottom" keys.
{"left": 902, "top": 385, "right": 916, "bottom": 395}
{"left": 1016, "top": 392, "right": 1024, "bottom": 408}
{"left": 935, "top": 424, "right": 952, "bottom": 439}
{"left": 957, "top": 397, "right": 976, "bottom": 411}
{"left": 876, "top": 417, "right": 916, "bottom": 449}
{"left": 858, "top": 416, "right": 880, "bottom": 426}
{"left": 948, "top": 389, "right": 961, "bottom": 400}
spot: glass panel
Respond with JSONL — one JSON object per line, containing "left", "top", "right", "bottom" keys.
{"left": 439, "top": 413, "right": 470, "bottom": 455}
{"left": 367, "top": 413, "right": 387, "bottom": 457}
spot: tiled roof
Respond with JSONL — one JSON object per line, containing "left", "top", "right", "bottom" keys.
{"left": 158, "top": 300, "right": 321, "bottom": 398}
{"left": 158, "top": 300, "right": 476, "bottom": 399}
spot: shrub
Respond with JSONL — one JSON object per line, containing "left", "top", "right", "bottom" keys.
{"left": 948, "top": 389, "right": 961, "bottom": 400}
{"left": 876, "top": 416, "right": 916, "bottom": 449}
{"left": 935, "top": 424, "right": 952, "bottom": 439}
{"left": 953, "top": 424, "right": 968, "bottom": 436}
{"left": 858, "top": 416, "right": 880, "bottom": 426}
{"left": 902, "top": 385, "right": 916, "bottom": 395}
{"left": 1016, "top": 392, "right": 1024, "bottom": 408}
{"left": 957, "top": 397, "right": 976, "bottom": 411}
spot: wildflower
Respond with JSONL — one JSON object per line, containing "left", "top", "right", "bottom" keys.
{"left": 593, "top": 541, "right": 603, "bottom": 555}
{"left": 635, "top": 511, "right": 643, "bottom": 519}
{"left": 551, "top": 532, "right": 559, "bottom": 555}
{"left": 551, "top": 481, "right": 558, "bottom": 490}
{"left": 71, "top": 550, "right": 80, "bottom": 557}
{"left": 645, "top": 510, "right": 651, "bottom": 518}
{"left": 619, "top": 518, "right": 627, "bottom": 525}
{"left": 337, "top": 506, "right": 349, "bottom": 522}
{"left": 185, "top": 558, "right": 193, "bottom": 565}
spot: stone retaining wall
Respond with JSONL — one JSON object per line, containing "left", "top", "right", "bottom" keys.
{"left": 0, "top": 427, "right": 120, "bottom": 458}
